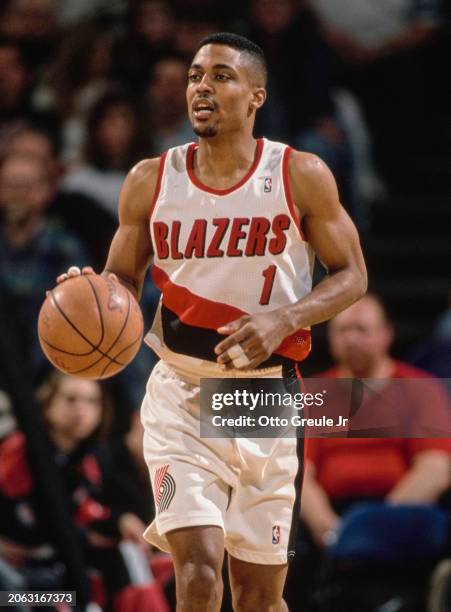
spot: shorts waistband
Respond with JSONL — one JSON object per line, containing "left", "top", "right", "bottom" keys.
{"left": 145, "top": 332, "right": 282, "bottom": 385}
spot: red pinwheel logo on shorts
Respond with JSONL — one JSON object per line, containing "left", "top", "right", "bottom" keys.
{"left": 154, "top": 464, "right": 176, "bottom": 513}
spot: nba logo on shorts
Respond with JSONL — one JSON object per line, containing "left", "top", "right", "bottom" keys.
{"left": 272, "top": 525, "right": 280, "bottom": 545}
{"left": 264, "top": 177, "right": 272, "bottom": 193}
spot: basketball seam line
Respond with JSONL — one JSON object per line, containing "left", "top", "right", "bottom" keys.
{"left": 85, "top": 275, "right": 105, "bottom": 348}
{"left": 99, "top": 290, "right": 132, "bottom": 376}
{"left": 38, "top": 336, "right": 98, "bottom": 357}
{"left": 49, "top": 290, "right": 123, "bottom": 366}
{"left": 99, "top": 333, "right": 143, "bottom": 377}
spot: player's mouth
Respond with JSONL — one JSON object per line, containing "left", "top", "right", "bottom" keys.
{"left": 193, "top": 99, "right": 216, "bottom": 120}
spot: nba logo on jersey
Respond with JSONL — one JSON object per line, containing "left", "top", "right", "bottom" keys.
{"left": 264, "top": 177, "right": 272, "bottom": 192}
{"left": 272, "top": 525, "right": 280, "bottom": 545}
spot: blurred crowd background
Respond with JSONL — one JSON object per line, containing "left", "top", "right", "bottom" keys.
{"left": 0, "top": 0, "right": 450, "bottom": 610}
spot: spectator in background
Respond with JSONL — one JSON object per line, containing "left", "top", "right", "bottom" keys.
{"left": 0, "top": 372, "right": 112, "bottom": 597}
{"left": 173, "top": 9, "right": 221, "bottom": 60}
{"left": 436, "top": 292, "right": 451, "bottom": 341}
{"left": 6, "top": 125, "right": 117, "bottom": 271}
{"left": 32, "top": 23, "right": 116, "bottom": 163}
{"left": 56, "top": 0, "right": 126, "bottom": 27}
{"left": 114, "top": 0, "right": 175, "bottom": 92}
{"left": 0, "top": 391, "right": 16, "bottom": 441}
{"left": 98, "top": 410, "right": 154, "bottom": 550}
{"left": 146, "top": 55, "right": 195, "bottom": 153}
{"left": 311, "top": 0, "right": 442, "bottom": 68}
{"left": 410, "top": 290, "right": 451, "bottom": 379}
{"left": 310, "top": 0, "right": 443, "bottom": 187}
{"left": 0, "top": 38, "right": 32, "bottom": 156}
{"left": 37, "top": 372, "right": 148, "bottom": 607}
{"left": 7, "top": 124, "right": 61, "bottom": 181}
{"left": 61, "top": 90, "right": 152, "bottom": 217}
{"left": 0, "top": 37, "right": 60, "bottom": 161}
{"left": 0, "top": 153, "right": 89, "bottom": 380}
{"left": 295, "top": 295, "right": 451, "bottom": 610}
{"left": 0, "top": 371, "right": 158, "bottom": 607}
{"left": 0, "top": 0, "right": 60, "bottom": 73}
{"left": 245, "top": 0, "right": 353, "bottom": 209}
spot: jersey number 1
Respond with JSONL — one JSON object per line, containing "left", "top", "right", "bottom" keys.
{"left": 259, "top": 265, "right": 277, "bottom": 305}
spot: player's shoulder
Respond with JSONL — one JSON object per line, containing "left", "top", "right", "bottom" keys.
{"left": 286, "top": 149, "right": 339, "bottom": 214}
{"left": 288, "top": 149, "right": 334, "bottom": 186}
{"left": 128, "top": 157, "right": 162, "bottom": 187}
{"left": 118, "top": 157, "right": 162, "bottom": 222}
{"left": 126, "top": 141, "right": 192, "bottom": 186}
{"left": 121, "top": 157, "right": 162, "bottom": 200}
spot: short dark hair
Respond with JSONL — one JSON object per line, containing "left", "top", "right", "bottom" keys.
{"left": 196, "top": 32, "right": 267, "bottom": 87}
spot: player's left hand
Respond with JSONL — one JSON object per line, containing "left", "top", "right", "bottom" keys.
{"left": 214, "top": 310, "right": 292, "bottom": 370}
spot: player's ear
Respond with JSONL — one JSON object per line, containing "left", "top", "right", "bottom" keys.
{"left": 248, "top": 88, "right": 266, "bottom": 115}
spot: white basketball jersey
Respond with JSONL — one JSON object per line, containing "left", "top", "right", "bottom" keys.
{"left": 147, "top": 138, "right": 315, "bottom": 366}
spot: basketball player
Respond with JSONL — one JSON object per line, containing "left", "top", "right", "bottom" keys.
{"left": 58, "top": 33, "right": 367, "bottom": 612}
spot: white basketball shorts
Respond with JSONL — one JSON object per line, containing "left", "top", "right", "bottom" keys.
{"left": 141, "top": 358, "right": 303, "bottom": 565}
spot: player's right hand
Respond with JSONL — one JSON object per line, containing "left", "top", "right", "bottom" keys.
{"left": 56, "top": 265, "right": 95, "bottom": 284}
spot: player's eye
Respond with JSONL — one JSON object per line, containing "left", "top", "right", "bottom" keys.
{"left": 188, "top": 73, "right": 201, "bottom": 82}
{"left": 216, "top": 73, "right": 231, "bottom": 81}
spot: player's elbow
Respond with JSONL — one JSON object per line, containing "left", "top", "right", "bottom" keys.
{"left": 348, "top": 261, "right": 368, "bottom": 302}
{"left": 358, "top": 265, "right": 368, "bottom": 297}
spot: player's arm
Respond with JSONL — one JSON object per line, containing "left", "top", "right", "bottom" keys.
{"left": 102, "top": 158, "right": 159, "bottom": 300}
{"left": 215, "top": 151, "right": 367, "bottom": 369}
{"left": 282, "top": 150, "right": 367, "bottom": 329}
{"left": 57, "top": 159, "right": 159, "bottom": 301}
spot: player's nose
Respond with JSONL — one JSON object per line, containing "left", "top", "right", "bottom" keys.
{"left": 196, "top": 73, "right": 214, "bottom": 93}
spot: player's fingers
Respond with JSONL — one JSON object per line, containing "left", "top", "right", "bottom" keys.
{"left": 56, "top": 273, "right": 69, "bottom": 284}
{"left": 217, "top": 315, "right": 249, "bottom": 336}
{"left": 240, "top": 335, "right": 261, "bottom": 353}
{"left": 215, "top": 325, "right": 252, "bottom": 357}
{"left": 107, "top": 272, "right": 119, "bottom": 283}
{"left": 238, "top": 351, "right": 266, "bottom": 371}
{"left": 221, "top": 361, "right": 234, "bottom": 371}
{"left": 217, "top": 351, "right": 233, "bottom": 368}
{"left": 218, "top": 341, "right": 260, "bottom": 369}
{"left": 67, "top": 266, "right": 81, "bottom": 277}
{"left": 82, "top": 266, "right": 95, "bottom": 275}
{"left": 243, "top": 344, "right": 262, "bottom": 361}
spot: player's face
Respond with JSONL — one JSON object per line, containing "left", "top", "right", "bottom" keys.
{"left": 187, "top": 44, "right": 264, "bottom": 138}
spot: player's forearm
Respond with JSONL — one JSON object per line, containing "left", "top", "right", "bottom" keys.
{"left": 280, "top": 265, "right": 367, "bottom": 333}
{"left": 386, "top": 453, "right": 451, "bottom": 504}
{"left": 101, "top": 269, "right": 143, "bottom": 301}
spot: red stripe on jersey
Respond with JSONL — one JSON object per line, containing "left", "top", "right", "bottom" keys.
{"left": 152, "top": 265, "right": 246, "bottom": 329}
{"left": 149, "top": 151, "right": 168, "bottom": 219}
{"left": 187, "top": 138, "right": 264, "bottom": 196}
{"left": 282, "top": 147, "right": 306, "bottom": 240}
{"left": 152, "top": 265, "right": 311, "bottom": 362}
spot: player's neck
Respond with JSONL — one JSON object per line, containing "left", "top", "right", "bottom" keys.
{"left": 196, "top": 133, "right": 258, "bottom": 181}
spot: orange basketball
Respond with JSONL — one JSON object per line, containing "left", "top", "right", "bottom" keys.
{"left": 38, "top": 274, "right": 144, "bottom": 379}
